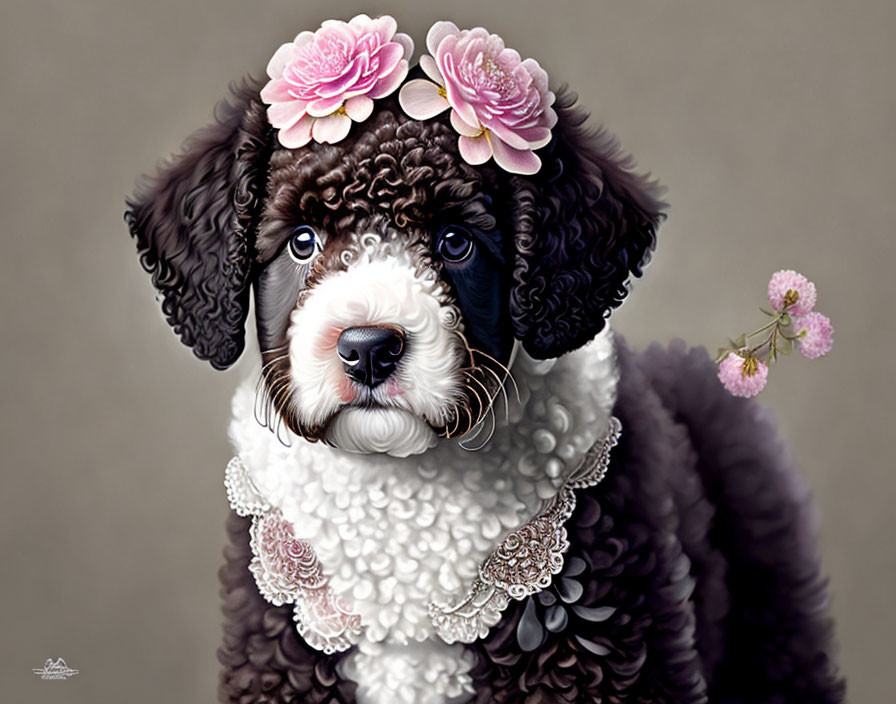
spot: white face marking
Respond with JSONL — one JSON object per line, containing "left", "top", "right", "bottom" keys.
{"left": 285, "top": 233, "right": 467, "bottom": 456}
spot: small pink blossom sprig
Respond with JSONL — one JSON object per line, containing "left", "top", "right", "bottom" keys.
{"left": 716, "top": 270, "right": 834, "bottom": 398}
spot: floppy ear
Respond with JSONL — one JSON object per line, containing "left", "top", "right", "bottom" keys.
{"left": 125, "top": 79, "right": 272, "bottom": 370}
{"left": 508, "top": 88, "right": 666, "bottom": 359}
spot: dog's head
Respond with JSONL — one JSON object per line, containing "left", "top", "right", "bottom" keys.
{"left": 126, "top": 57, "right": 664, "bottom": 457}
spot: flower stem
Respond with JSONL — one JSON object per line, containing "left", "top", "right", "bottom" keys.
{"left": 746, "top": 316, "right": 782, "bottom": 339}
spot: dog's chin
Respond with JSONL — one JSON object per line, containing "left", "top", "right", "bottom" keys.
{"left": 324, "top": 407, "right": 438, "bottom": 458}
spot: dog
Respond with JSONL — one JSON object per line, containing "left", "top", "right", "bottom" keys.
{"left": 126, "top": 18, "right": 844, "bottom": 704}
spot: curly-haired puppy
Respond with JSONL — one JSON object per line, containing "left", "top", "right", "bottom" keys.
{"left": 126, "top": 71, "right": 844, "bottom": 703}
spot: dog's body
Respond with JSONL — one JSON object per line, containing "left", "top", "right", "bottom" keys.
{"left": 216, "top": 337, "right": 845, "bottom": 704}
{"left": 227, "top": 331, "right": 617, "bottom": 703}
{"left": 127, "top": 37, "right": 844, "bottom": 703}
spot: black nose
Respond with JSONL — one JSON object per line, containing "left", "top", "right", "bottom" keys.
{"left": 337, "top": 326, "right": 406, "bottom": 388}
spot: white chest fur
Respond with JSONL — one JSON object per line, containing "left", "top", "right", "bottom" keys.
{"left": 227, "top": 330, "right": 619, "bottom": 704}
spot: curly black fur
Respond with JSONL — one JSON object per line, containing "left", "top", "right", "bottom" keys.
{"left": 508, "top": 90, "right": 666, "bottom": 359}
{"left": 125, "top": 78, "right": 273, "bottom": 369}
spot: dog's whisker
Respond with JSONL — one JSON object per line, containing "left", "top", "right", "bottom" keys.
{"left": 446, "top": 403, "right": 464, "bottom": 439}
{"left": 459, "top": 379, "right": 494, "bottom": 447}
{"left": 260, "top": 352, "right": 291, "bottom": 374}
{"left": 269, "top": 380, "right": 294, "bottom": 420}
{"left": 255, "top": 350, "right": 295, "bottom": 431}
{"left": 466, "top": 369, "right": 496, "bottom": 410}
{"left": 274, "top": 412, "right": 293, "bottom": 447}
{"left": 460, "top": 399, "right": 497, "bottom": 451}
{"left": 463, "top": 374, "right": 489, "bottom": 427}
{"left": 254, "top": 380, "right": 278, "bottom": 429}
{"left": 477, "top": 364, "right": 510, "bottom": 422}
{"left": 260, "top": 373, "right": 295, "bottom": 435}
{"left": 453, "top": 401, "right": 474, "bottom": 439}
{"left": 470, "top": 347, "right": 521, "bottom": 405}
{"left": 452, "top": 329, "right": 478, "bottom": 369}
{"left": 259, "top": 344, "right": 289, "bottom": 362}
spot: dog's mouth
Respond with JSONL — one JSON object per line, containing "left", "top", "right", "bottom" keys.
{"left": 324, "top": 405, "right": 438, "bottom": 457}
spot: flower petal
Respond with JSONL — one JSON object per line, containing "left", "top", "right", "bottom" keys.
{"left": 260, "top": 78, "right": 295, "bottom": 104}
{"left": 277, "top": 114, "right": 314, "bottom": 149}
{"left": 426, "top": 20, "right": 460, "bottom": 56}
{"left": 315, "top": 56, "right": 364, "bottom": 99}
{"left": 487, "top": 121, "right": 532, "bottom": 150}
{"left": 393, "top": 32, "right": 415, "bottom": 61}
{"left": 351, "top": 12, "right": 387, "bottom": 35}
{"left": 292, "top": 30, "right": 314, "bottom": 48}
{"left": 311, "top": 113, "right": 352, "bottom": 144}
{"left": 419, "top": 54, "right": 444, "bottom": 84}
{"left": 521, "top": 126, "right": 553, "bottom": 150}
{"left": 491, "top": 134, "right": 541, "bottom": 174}
{"left": 368, "top": 14, "right": 397, "bottom": 43}
{"left": 522, "top": 58, "right": 549, "bottom": 94}
{"left": 575, "top": 636, "right": 611, "bottom": 656}
{"left": 266, "top": 100, "right": 307, "bottom": 129}
{"left": 368, "top": 60, "right": 408, "bottom": 100}
{"left": 458, "top": 134, "right": 493, "bottom": 165}
{"left": 347, "top": 12, "right": 372, "bottom": 25}
{"left": 544, "top": 605, "right": 569, "bottom": 633}
{"left": 371, "top": 41, "right": 405, "bottom": 79}
{"left": 306, "top": 95, "right": 346, "bottom": 117}
{"left": 571, "top": 605, "right": 617, "bottom": 622}
{"left": 450, "top": 109, "right": 481, "bottom": 137}
{"left": 517, "top": 598, "right": 546, "bottom": 652}
{"left": 398, "top": 79, "right": 450, "bottom": 120}
{"left": 344, "top": 95, "right": 374, "bottom": 122}
{"left": 440, "top": 58, "right": 480, "bottom": 127}
{"left": 266, "top": 43, "right": 295, "bottom": 79}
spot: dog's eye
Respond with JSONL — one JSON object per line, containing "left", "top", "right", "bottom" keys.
{"left": 436, "top": 227, "right": 475, "bottom": 263}
{"left": 288, "top": 226, "right": 320, "bottom": 263}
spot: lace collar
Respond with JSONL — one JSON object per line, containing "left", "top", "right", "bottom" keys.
{"left": 224, "top": 416, "right": 621, "bottom": 653}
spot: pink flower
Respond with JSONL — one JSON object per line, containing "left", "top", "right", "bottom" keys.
{"left": 791, "top": 312, "right": 834, "bottom": 359}
{"left": 398, "top": 21, "right": 557, "bottom": 175}
{"left": 717, "top": 353, "right": 769, "bottom": 398}
{"left": 261, "top": 14, "right": 413, "bottom": 148}
{"left": 767, "top": 269, "right": 817, "bottom": 316}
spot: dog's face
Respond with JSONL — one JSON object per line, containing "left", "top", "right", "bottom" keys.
{"left": 127, "top": 78, "right": 664, "bottom": 456}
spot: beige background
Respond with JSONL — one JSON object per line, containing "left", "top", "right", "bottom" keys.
{"left": 2, "top": 0, "right": 893, "bottom": 701}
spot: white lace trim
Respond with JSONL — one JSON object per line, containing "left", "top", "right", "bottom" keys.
{"left": 224, "top": 415, "right": 621, "bottom": 652}
{"left": 428, "top": 417, "right": 622, "bottom": 644}
{"left": 225, "top": 458, "right": 363, "bottom": 654}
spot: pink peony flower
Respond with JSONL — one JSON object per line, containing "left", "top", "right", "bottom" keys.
{"left": 767, "top": 269, "right": 817, "bottom": 316}
{"left": 398, "top": 21, "right": 557, "bottom": 175}
{"left": 261, "top": 14, "right": 413, "bottom": 148}
{"left": 791, "top": 312, "right": 834, "bottom": 359}
{"left": 717, "top": 353, "right": 769, "bottom": 398}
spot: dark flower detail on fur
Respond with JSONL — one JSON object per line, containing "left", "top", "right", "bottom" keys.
{"left": 516, "top": 549, "right": 617, "bottom": 653}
